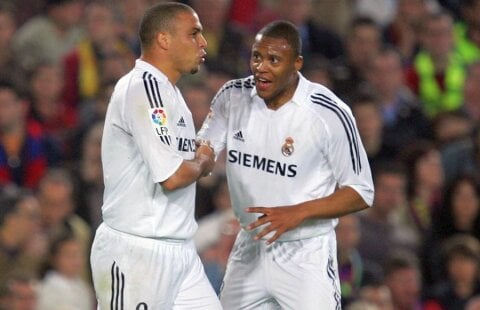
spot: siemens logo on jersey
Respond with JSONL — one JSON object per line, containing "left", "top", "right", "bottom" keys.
{"left": 176, "top": 137, "right": 196, "bottom": 152}
{"left": 228, "top": 150, "right": 297, "bottom": 177}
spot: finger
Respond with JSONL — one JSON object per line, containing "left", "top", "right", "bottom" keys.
{"left": 247, "top": 216, "right": 269, "bottom": 230}
{"left": 245, "top": 207, "right": 267, "bottom": 214}
{"left": 266, "top": 230, "right": 283, "bottom": 245}
{"left": 253, "top": 226, "right": 275, "bottom": 241}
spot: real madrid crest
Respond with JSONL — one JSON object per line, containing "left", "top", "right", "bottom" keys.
{"left": 281, "top": 137, "right": 294, "bottom": 157}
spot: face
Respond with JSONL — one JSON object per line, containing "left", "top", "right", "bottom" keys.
{"left": 447, "top": 254, "right": 479, "bottom": 284}
{"left": 84, "top": 3, "right": 116, "bottom": 43}
{"left": 0, "top": 88, "right": 23, "bottom": 132}
{"left": 452, "top": 180, "right": 479, "bottom": 230}
{"left": 347, "top": 25, "right": 381, "bottom": 66}
{"left": 8, "top": 197, "right": 41, "bottom": 245}
{"left": 51, "top": 0, "right": 84, "bottom": 29}
{"left": 352, "top": 102, "right": 382, "bottom": 142}
{"left": 38, "top": 181, "right": 74, "bottom": 227}
{"left": 416, "top": 149, "right": 444, "bottom": 189}
{"left": 374, "top": 173, "right": 407, "bottom": 216}
{"left": 386, "top": 268, "right": 421, "bottom": 308}
{"left": 421, "top": 16, "right": 454, "bottom": 58}
{"left": 169, "top": 11, "right": 207, "bottom": 76}
{"left": 250, "top": 35, "right": 303, "bottom": 107}
{"left": 53, "top": 239, "right": 84, "bottom": 278}
{"left": 367, "top": 52, "right": 403, "bottom": 95}
{"left": 31, "top": 65, "right": 64, "bottom": 101}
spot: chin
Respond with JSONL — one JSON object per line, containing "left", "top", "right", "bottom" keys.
{"left": 190, "top": 66, "right": 199, "bottom": 75}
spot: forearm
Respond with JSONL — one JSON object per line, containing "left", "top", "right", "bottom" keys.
{"left": 160, "top": 157, "right": 211, "bottom": 191}
{"left": 245, "top": 186, "right": 370, "bottom": 243}
{"left": 297, "top": 187, "right": 369, "bottom": 221}
{"left": 161, "top": 145, "right": 214, "bottom": 191}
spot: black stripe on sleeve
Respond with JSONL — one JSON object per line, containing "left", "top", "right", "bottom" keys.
{"left": 147, "top": 73, "right": 163, "bottom": 108}
{"left": 310, "top": 93, "right": 362, "bottom": 174}
{"left": 315, "top": 93, "right": 362, "bottom": 171}
{"left": 142, "top": 72, "right": 154, "bottom": 108}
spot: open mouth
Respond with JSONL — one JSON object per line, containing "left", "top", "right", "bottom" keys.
{"left": 199, "top": 52, "right": 207, "bottom": 63}
{"left": 255, "top": 77, "right": 272, "bottom": 91}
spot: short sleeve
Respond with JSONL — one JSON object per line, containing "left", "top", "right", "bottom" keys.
{"left": 197, "top": 81, "right": 231, "bottom": 156}
{"left": 124, "top": 78, "right": 183, "bottom": 183}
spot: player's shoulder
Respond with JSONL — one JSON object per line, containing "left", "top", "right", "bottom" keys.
{"left": 119, "top": 65, "right": 170, "bottom": 105}
{"left": 303, "top": 80, "right": 353, "bottom": 120}
{"left": 130, "top": 66, "right": 168, "bottom": 90}
{"left": 214, "top": 76, "right": 255, "bottom": 99}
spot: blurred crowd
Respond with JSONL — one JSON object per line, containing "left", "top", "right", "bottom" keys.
{"left": 0, "top": 0, "right": 479, "bottom": 309}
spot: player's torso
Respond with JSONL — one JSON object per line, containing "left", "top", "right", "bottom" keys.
{"left": 225, "top": 93, "right": 335, "bottom": 208}
{"left": 101, "top": 68, "right": 198, "bottom": 239}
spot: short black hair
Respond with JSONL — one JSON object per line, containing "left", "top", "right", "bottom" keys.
{"left": 256, "top": 20, "right": 302, "bottom": 57}
{"left": 139, "top": 2, "right": 195, "bottom": 50}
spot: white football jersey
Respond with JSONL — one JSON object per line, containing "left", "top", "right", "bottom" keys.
{"left": 198, "top": 73, "right": 374, "bottom": 241}
{"left": 101, "top": 60, "right": 198, "bottom": 239}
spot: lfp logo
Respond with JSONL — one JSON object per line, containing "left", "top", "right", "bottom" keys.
{"left": 151, "top": 108, "right": 167, "bottom": 126}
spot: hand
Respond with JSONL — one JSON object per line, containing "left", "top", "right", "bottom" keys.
{"left": 245, "top": 205, "right": 305, "bottom": 244}
{"left": 195, "top": 143, "right": 214, "bottom": 176}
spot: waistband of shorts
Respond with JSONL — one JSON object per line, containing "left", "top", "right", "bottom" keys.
{"left": 99, "top": 223, "right": 191, "bottom": 244}
{"left": 239, "top": 226, "right": 335, "bottom": 242}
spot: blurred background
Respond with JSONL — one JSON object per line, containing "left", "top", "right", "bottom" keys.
{"left": 0, "top": 0, "right": 479, "bottom": 309}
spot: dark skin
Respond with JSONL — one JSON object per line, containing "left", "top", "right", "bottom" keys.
{"left": 246, "top": 35, "right": 369, "bottom": 244}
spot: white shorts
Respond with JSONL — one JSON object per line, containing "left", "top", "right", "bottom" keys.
{"left": 90, "top": 223, "right": 221, "bottom": 310}
{"left": 220, "top": 229, "right": 341, "bottom": 310}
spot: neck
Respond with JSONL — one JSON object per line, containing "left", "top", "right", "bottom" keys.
{"left": 140, "top": 52, "right": 180, "bottom": 85}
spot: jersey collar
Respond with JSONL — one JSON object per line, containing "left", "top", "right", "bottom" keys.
{"left": 135, "top": 59, "right": 169, "bottom": 83}
{"left": 250, "top": 72, "right": 309, "bottom": 106}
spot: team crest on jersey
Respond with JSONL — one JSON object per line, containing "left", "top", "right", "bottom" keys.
{"left": 281, "top": 137, "right": 294, "bottom": 156}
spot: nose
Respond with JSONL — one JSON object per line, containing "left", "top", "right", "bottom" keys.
{"left": 199, "top": 33, "right": 207, "bottom": 49}
{"left": 254, "top": 60, "right": 267, "bottom": 72}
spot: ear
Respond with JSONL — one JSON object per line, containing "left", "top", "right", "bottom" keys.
{"left": 295, "top": 55, "right": 304, "bottom": 71}
{"left": 156, "top": 31, "right": 170, "bottom": 50}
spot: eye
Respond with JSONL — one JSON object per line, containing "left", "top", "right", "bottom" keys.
{"left": 270, "top": 56, "right": 279, "bottom": 64}
{"left": 251, "top": 54, "right": 261, "bottom": 62}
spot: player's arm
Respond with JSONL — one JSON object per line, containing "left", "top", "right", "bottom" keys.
{"left": 161, "top": 81, "right": 233, "bottom": 191}
{"left": 160, "top": 144, "right": 214, "bottom": 191}
{"left": 125, "top": 78, "right": 215, "bottom": 192}
{"left": 247, "top": 98, "right": 374, "bottom": 243}
{"left": 246, "top": 187, "right": 368, "bottom": 244}
{"left": 196, "top": 80, "right": 232, "bottom": 156}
